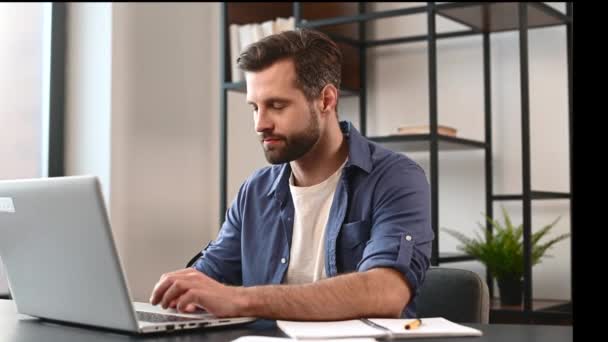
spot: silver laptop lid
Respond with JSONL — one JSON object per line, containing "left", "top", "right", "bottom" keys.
{"left": 0, "top": 176, "right": 139, "bottom": 332}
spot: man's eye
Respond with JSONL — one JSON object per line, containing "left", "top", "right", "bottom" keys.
{"left": 272, "top": 102, "right": 285, "bottom": 109}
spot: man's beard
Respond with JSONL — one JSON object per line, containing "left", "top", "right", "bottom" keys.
{"left": 260, "top": 107, "right": 320, "bottom": 165}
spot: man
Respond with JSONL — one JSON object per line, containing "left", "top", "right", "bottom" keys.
{"left": 150, "top": 29, "right": 434, "bottom": 320}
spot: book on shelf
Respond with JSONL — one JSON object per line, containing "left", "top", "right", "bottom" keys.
{"left": 260, "top": 19, "right": 275, "bottom": 37}
{"left": 395, "top": 125, "right": 458, "bottom": 137}
{"left": 229, "top": 17, "right": 295, "bottom": 83}
{"left": 274, "top": 17, "right": 295, "bottom": 33}
{"left": 229, "top": 23, "right": 243, "bottom": 83}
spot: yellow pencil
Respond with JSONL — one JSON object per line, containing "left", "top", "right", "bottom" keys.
{"left": 404, "top": 318, "right": 422, "bottom": 330}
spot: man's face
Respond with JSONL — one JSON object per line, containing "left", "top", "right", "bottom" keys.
{"left": 246, "top": 59, "right": 321, "bottom": 164}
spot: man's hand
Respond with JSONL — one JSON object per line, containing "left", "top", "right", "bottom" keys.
{"left": 149, "top": 268, "right": 247, "bottom": 318}
{"left": 149, "top": 267, "right": 410, "bottom": 320}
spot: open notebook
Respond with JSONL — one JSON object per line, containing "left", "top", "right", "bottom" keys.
{"left": 277, "top": 317, "right": 483, "bottom": 340}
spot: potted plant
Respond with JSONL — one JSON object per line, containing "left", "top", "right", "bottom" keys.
{"left": 442, "top": 206, "right": 570, "bottom": 306}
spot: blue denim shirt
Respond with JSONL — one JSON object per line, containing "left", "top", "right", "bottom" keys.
{"left": 194, "top": 121, "right": 434, "bottom": 318}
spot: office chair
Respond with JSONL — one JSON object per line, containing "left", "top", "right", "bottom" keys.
{"left": 415, "top": 267, "right": 490, "bottom": 324}
{"left": 186, "top": 252, "right": 203, "bottom": 268}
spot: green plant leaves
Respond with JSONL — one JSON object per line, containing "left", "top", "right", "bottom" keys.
{"left": 442, "top": 206, "right": 570, "bottom": 281}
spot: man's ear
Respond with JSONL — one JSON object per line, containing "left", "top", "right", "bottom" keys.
{"left": 319, "top": 84, "right": 338, "bottom": 115}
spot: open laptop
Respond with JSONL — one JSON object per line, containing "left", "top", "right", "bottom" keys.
{"left": 0, "top": 175, "right": 256, "bottom": 334}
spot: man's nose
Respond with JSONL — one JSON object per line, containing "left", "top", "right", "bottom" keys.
{"left": 255, "top": 108, "right": 273, "bottom": 133}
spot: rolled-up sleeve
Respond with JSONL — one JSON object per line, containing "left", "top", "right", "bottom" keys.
{"left": 357, "top": 160, "right": 434, "bottom": 297}
{"left": 193, "top": 183, "right": 246, "bottom": 286}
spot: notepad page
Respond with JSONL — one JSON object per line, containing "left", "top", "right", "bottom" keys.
{"left": 369, "top": 317, "right": 483, "bottom": 338}
{"left": 232, "top": 337, "right": 377, "bottom": 342}
{"left": 276, "top": 319, "right": 386, "bottom": 340}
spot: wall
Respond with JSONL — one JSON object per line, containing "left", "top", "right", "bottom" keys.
{"left": 111, "top": 2, "right": 220, "bottom": 301}
{"left": 65, "top": 3, "right": 112, "bottom": 203}
{"left": 65, "top": 2, "right": 220, "bottom": 301}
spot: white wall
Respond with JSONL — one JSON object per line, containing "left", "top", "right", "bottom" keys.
{"left": 65, "top": 3, "right": 112, "bottom": 203}
{"left": 111, "top": 2, "right": 220, "bottom": 301}
{"left": 65, "top": 2, "right": 220, "bottom": 301}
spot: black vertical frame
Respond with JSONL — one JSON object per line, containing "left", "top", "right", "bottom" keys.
{"left": 566, "top": 1, "right": 573, "bottom": 319}
{"left": 358, "top": 2, "right": 367, "bottom": 136}
{"left": 293, "top": 3, "right": 301, "bottom": 28}
{"left": 427, "top": 2, "right": 439, "bottom": 266}
{"left": 518, "top": 3, "right": 533, "bottom": 316}
{"left": 483, "top": 29, "right": 494, "bottom": 299}
{"left": 48, "top": 3, "right": 66, "bottom": 177}
{"left": 219, "top": 3, "right": 229, "bottom": 225}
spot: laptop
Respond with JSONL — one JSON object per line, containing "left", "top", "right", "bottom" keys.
{"left": 0, "top": 175, "right": 256, "bottom": 334}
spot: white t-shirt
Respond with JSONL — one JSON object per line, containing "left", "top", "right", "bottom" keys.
{"left": 285, "top": 160, "right": 347, "bottom": 284}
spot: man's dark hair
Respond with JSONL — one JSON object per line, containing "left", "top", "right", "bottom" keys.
{"left": 237, "top": 28, "right": 342, "bottom": 104}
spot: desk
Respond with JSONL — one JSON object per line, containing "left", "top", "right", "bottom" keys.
{"left": 1, "top": 300, "right": 572, "bottom": 342}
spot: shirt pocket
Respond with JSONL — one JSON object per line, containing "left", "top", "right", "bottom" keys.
{"left": 337, "top": 220, "right": 371, "bottom": 272}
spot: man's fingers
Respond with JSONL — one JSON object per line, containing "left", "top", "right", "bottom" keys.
{"left": 150, "top": 269, "right": 200, "bottom": 305}
{"left": 150, "top": 277, "right": 173, "bottom": 305}
{"left": 176, "top": 290, "right": 201, "bottom": 314}
{"left": 160, "top": 279, "right": 195, "bottom": 309}
{"left": 176, "top": 290, "right": 206, "bottom": 313}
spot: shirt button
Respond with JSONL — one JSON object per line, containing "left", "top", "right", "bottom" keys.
{"left": 405, "top": 235, "right": 412, "bottom": 241}
{"left": 281, "top": 258, "right": 286, "bottom": 264}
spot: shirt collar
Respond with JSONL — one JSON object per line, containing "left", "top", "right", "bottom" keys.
{"left": 339, "top": 120, "right": 372, "bottom": 174}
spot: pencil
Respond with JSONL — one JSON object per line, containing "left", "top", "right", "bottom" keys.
{"left": 404, "top": 318, "right": 422, "bottom": 330}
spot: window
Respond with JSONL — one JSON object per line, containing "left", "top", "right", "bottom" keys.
{"left": 0, "top": 2, "right": 65, "bottom": 297}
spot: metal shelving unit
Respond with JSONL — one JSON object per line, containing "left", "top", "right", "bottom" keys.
{"left": 219, "top": 2, "right": 573, "bottom": 324}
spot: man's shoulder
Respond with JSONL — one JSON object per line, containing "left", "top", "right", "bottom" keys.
{"left": 366, "top": 138, "right": 425, "bottom": 175}
{"left": 239, "top": 164, "right": 285, "bottom": 194}
{"left": 359, "top": 138, "right": 430, "bottom": 199}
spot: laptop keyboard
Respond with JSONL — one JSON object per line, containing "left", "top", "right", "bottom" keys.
{"left": 136, "top": 311, "right": 207, "bottom": 323}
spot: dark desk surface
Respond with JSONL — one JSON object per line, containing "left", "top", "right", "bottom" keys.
{"left": 1, "top": 300, "right": 572, "bottom": 342}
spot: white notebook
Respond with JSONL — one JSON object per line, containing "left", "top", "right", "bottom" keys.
{"left": 276, "top": 317, "right": 483, "bottom": 340}
{"left": 232, "top": 337, "right": 376, "bottom": 342}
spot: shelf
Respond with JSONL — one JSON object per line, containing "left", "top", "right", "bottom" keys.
{"left": 223, "top": 81, "right": 247, "bottom": 92}
{"left": 220, "top": 5, "right": 573, "bottom": 327}
{"left": 490, "top": 299, "right": 572, "bottom": 325}
{"left": 365, "top": 29, "right": 478, "bottom": 48}
{"left": 368, "top": 134, "right": 486, "bottom": 152}
{"left": 299, "top": 5, "right": 428, "bottom": 29}
{"left": 223, "top": 82, "right": 359, "bottom": 97}
{"left": 493, "top": 191, "right": 571, "bottom": 201}
{"left": 226, "top": 3, "right": 292, "bottom": 25}
{"left": 438, "top": 252, "right": 477, "bottom": 263}
{"left": 435, "top": 2, "right": 570, "bottom": 33}
{"left": 224, "top": 3, "right": 361, "bottom": 91}
{"left": 294, "top": 3, "right": 569, "bottom": 42}
{"left": 490, "top": 298, "right": 571, "bottom": 313}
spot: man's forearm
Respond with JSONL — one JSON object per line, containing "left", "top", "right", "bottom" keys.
{"left": 237, "top": 268, "right": 411, "bottom": 320}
